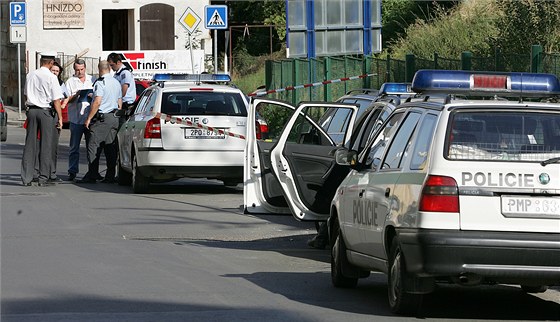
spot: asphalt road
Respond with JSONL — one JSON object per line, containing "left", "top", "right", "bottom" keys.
{"left": 1, "top": 125, "right": 559, "bottom": 322}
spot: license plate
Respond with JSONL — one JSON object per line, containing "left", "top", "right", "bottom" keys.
{"left": 184, "top": 128, "right": 225, "bottom": 139}
{"left": 501, "top": 196, "right": 560, "bottom": 218}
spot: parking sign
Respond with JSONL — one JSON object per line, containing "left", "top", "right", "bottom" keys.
{"left": 10, "top": 2, "right": 26, "bottom": 26}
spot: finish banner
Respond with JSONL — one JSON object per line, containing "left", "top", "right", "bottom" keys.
{"left": 101, "top": 50, "right": 206, "bottom": 80}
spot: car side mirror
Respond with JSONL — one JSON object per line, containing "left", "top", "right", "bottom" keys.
{"left": 334, "top": 148, "right": 358, "bottom": 167}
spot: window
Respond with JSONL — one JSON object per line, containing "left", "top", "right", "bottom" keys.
{"left": 410, "top": 113, "right": 438, "bottom": 170}
{"left": 288, "top": 106, "right": 333, "bottom": 146}
{"left": 140, "top": 4, "right": 174, "bottom": 50}
{"left": 161, "top": 92, "right": 247, "bottom": 116}
{"left": 134, "top": 90, "right": 152, "bottom": 115}
{"left": 256, "top": 103, "right": 295, "bottom": 142}
{"left": 447, "top": 111, "right": 560, "bottom": 162}
{"left": 381, "top": 112, "right": 421, "bottom": 170}
{"left": 366, "top": 112, "right": 405, "bottom": 169}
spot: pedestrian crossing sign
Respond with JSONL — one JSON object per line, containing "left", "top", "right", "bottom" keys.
{"left": 205, "top": 5, "right": 228, "bottom": 30}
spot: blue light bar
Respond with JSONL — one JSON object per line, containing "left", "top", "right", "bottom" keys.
{"left": 412, "top": 70, "right": 560, "bottom": 97}
{"left": 152, "top": 73, "right": 231, "bottom": 83}
{"left": 379, "top": 82, "right": 413, "bottom": 95}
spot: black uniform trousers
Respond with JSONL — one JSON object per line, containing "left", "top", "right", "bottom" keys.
{"left": 84, "top": 111, "right": 119, "bottom": 181}
{"left": 21, "top": 107, "right": 54, "bottom": 185}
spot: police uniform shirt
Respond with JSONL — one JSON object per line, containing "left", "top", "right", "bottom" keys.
{"left": 114, "top": 65, "right": 136, "bottom": 104}
{"left": 65, "top": 74, "right": 94, "bottom": 124}
{"left": 93, "top": 73, "right": 122, "bottom": 113}
{"left": 24, "top": 67, "right": 64, "bottom": 108}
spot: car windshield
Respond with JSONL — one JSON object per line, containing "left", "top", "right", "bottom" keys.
{"left": 161, "top": 92, "right": 247, "bottom": 116}
{"left": 447, "top": 110, "right": 560, "bottom": 162}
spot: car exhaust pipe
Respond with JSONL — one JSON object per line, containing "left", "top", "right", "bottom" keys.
{"left": 452, "top": 273, "right": 483, "bottom": 286}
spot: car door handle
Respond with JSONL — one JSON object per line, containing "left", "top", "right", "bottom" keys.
{"left": 385, "top": 187, "right": 391, "bottom": 197}
{"left": 359, "top": 189, "right": 365, "bottom": 198}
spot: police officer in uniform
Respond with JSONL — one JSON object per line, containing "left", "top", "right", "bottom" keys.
{"left": 77, "top": 60, "right": 122, "bottom": 184}
{"left": 21, "top": 52, "right": 64, "bottom": 186}
{"left": 107, "top": 52, "right": 136, "bottom": 120}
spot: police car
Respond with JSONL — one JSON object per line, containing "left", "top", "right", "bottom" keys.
{"left": 116, "top": 73, "right": 249, "bottom": 193}
{"left": 328, "top": 70, "right": 560, "bottom": 314}
{"left": 243, "top": 83, "right": 414, "bottom": 218}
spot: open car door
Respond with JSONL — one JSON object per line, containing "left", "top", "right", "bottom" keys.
{"left": 244, "top": 98, "right": 297, "bottom": 214}
{"left": 270, "top": 103, "right": 358, "bottom": 221}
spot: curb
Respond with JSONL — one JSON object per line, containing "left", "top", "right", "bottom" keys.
{"left": 5, "top": 105, "right": 26, "bottom": 127}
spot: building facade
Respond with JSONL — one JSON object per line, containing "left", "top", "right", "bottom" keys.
{"left": 1, "top": 0, "right": 214, "bottom": 106}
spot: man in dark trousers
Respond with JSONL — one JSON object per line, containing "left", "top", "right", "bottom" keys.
{"left": 77, "top": 60, "right": 122, "bottom": 184}
{"left": 21, "top": 52, "right": 64, "bottom": 186}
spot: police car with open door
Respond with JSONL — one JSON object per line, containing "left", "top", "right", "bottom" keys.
{"left": 117, "top": 73, "right": 248, "bottom": 193}
{"left": 329, "top": 70, "right": 560, "bottom": 315}
{"left": 243, "top": 83, "right": 415, "bottom": 220}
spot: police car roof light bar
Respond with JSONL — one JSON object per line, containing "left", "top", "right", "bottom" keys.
{"left": 379, "top": 82, "right": 413, "bottom": 95}
{"left": 152, "top": 73, "right": 231, "bottom": 84}
{"left": 412, "top": 70, "right": 560, "bottom": 97}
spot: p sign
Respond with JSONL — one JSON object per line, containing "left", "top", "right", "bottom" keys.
{"left": 10, "top": 2, "right": 26, "bottom": 26}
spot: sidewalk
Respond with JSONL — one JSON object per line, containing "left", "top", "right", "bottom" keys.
{"left": 5, "top": 105, "right": 26, "bottom": 127}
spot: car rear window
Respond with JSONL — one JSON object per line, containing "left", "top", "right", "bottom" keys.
{"left": 447, "top": 110, "right": 560, "bottom": 162}
{"left": 161, "top": 92, "right": 247, "bottom": 116}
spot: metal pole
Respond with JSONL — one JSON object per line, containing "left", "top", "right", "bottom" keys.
{"left": 214, "top": 29, "right": 218, "bottom": 73}
{"left": 188, "top": 33, "right": 194, "bottom": 73}
{"left": 224, "top": 30, "right": 229, "bottom": 74}
{"left": 18, "top": 43, "right": 22, "bottom": 119}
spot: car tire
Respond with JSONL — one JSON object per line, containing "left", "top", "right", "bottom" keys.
{"left": 331, "top": 220, "right": 358, "bottom": 288}
{"left": 388, "top": 237, "right": 422, "bottom": 315}
{"left": 117, "top": 155, "right": 132, "bottom": 186}
{"left": 132, "top": 153, "right": 150, "bottom": 193}
{"left": 1, "top": 127, "right": 6, "bottom": 142}
{"left": 520, "top": 285, "right": 548, "bottom": 293}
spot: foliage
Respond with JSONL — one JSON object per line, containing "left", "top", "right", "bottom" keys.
{"left": 386, "top": 1, "right": 502, "bottom": 59}
{"left": 381, "top": 0, "right": 458, "bottom": 48}
{"left": 495, "top": 0, "right": 560, "bottom": 54}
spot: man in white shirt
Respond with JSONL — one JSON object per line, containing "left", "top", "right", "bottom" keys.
{"left": 64, "top": 58, "right": 94, "bottom": 181}
{"left": 21, "top": 52, "right": 64, "bottom": 186}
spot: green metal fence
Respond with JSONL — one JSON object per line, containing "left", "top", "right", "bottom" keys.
{"left": 265, "top": 45, "right": 560, "bottom": 104}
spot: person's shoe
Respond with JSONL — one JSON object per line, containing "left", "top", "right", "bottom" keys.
{"left": 101, "top": 177, "right": 116, "bottom": 183}
{"left": 67, "top": 173, "right": 76, "bottom": 181}
{"left": 77, "top": 176, "right": 97, "bottom": 184}
{"left": 49, "top": 176, "right": 63, "bottom": 183}
{"left": 23, "top": 182, "right": 32, "bottom": 186}
{"left": 38, "top": 181, "right": 54, "bottom": 187}
{"left": 95, "top": 173, "right": 104, "bottom": 181}
{"left": 307, "top": 235, "right": 328, "bottom": 250}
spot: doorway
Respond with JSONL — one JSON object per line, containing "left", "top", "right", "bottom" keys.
{"left": 102, "top": 9, "right": 134, "bottom": 50}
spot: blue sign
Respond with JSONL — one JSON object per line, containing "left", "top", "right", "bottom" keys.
{"left": 10, "top": 2, "right": 26, "bottom": 26}
{"left": 205, "top": 5, "right": 228, "bottom": 30}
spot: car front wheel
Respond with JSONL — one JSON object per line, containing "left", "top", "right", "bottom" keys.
{"left": 132, "top": 153, "right": 150, "bottom": 193}
{"left": 388, "top": 237, "right": 422, "bottom": 315}
{"left": 331, "top": 220, "right": 358, "bottom": 288}
{"left": 117, "top": 154, "right": 132, "bottom": 186}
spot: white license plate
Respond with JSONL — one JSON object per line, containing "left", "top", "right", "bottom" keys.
{"left": 184, "top": 128, "right": 225, "bottom": 139}
{"left": 501, "top": 196, "right": 560, "bottom": 218}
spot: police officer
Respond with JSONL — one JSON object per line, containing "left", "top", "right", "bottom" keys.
{"left": 21, "top": 52, "right": 64, "bottom": 186}
{"left": 107, "top": 52, "right": 136, "bottom": 119}
{"left": 77, "top": 60, "right": 122, "bottom": 184}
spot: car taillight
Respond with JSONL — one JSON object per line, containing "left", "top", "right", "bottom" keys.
{"left": 255, "top": 120, "right": 269, "bottom": 140}
{"left": 144, "top": 118, "right": 161, "bottom": 139}
{"left": 419, "top": 175, "right": 459, "bottom": 212}
{"left": 0, "top": 102, "right": 4, "bottom": 113}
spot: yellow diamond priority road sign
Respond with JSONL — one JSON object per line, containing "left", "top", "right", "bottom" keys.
{"left": 179, "top": 7, "right": 201, "bottom": 34}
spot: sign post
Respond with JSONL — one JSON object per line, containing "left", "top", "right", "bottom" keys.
{"left": 10, "top": 2, "right": 27, "bottom": 119}
{"left": 179, "top": 7, "right": 202, "bottom": 73}
{"left": 205, "top": 5, "right": 228, "bottom": 74}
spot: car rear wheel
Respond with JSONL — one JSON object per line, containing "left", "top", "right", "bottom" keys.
{"left": 132, "top": 153, "right": 150, "bottom": 193}
{"left": 388, "top": 238, "right": 422, "bottom": 315}
{"left": 521, "top": 285, "right": 548, "bottom": 293}
{"left": 117, "top": 154, "right": 132, "bottom": 186}
{"left": 331, "top": 220, "right": 358, "bottom": 288}
{"left": 1, "top": 125, "right": 6, "bottom": 142}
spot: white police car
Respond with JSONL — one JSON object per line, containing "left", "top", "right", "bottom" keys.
{"left": 117, "top": 73, "right": 249, "bottom": 193}
{"left": 329, "top": 70, "right": 560, "bottom": 314}
{"left": 243, "top": 83, "right": 414, "bottom": 218}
